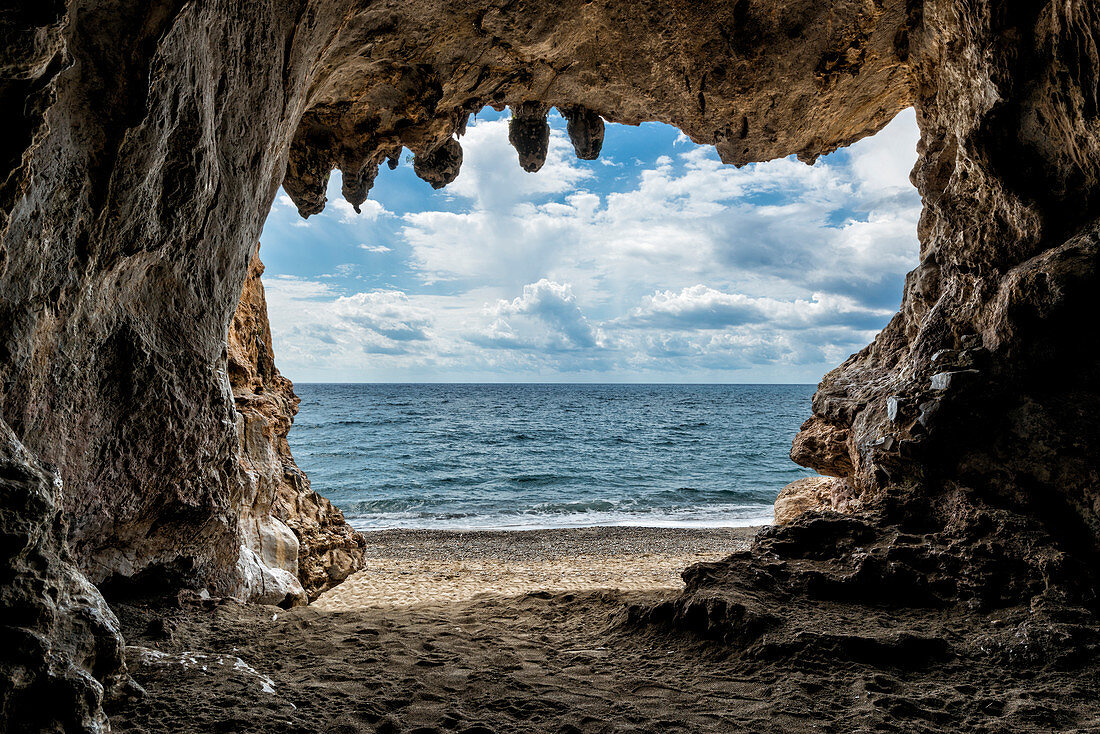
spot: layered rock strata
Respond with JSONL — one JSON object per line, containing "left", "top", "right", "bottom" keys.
{"left": 227, "top": 251, "right": 365, "bottom": 604}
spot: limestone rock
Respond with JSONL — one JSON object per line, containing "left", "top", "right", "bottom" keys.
{"left": 413, "top": 138, "right": 464, "bottom": 189}
{"left": 227, "top": 253, "right": 365, "bottom": 602}
{"left": 790, "top": 417, "right": 853, "bottom": 477}
{"left": 561, "top": 106, "right": 605, "bottom": 160}
{"left": 0, "top": 418, "right": 127, "bottom": 733}
{"left": 773, "top": 476, "right": 859, "bottom": 525}
{"left": 340, "top": 157, "right": 381, "bottom": 213}
{"left": 508, "top": 103, "right": 551, "bottom": 173}
{"left": 785, "top": 0, "right": 1100, "bottom": 550}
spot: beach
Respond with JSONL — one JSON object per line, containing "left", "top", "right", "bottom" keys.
{"left": 314, "top": 526, "right": 760, "bottom": 610}
{"left": 108, "top": 520, "right": 1100, "bottom": 733}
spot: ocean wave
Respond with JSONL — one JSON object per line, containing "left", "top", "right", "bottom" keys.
{"left": 345, "top": 505, "right": 775, "bottom": 531}
{"left": 290, "top": 383, "right": 813, "bottom": 532}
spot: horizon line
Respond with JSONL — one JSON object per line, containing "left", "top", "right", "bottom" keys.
{"left": 290, "top": 381, "right": 819, "bottom": 386}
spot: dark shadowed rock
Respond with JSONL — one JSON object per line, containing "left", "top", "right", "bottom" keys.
{"left": 340, "top": 158, "right": 381, "bottom": 213}
{"left": 413, "top": 138, "right": 464, "bottom": 189}
{"left": 561, "top": 106, "right": 605, "bottom": 160}
{"left": 508, "top": 103, "right": 551, "bottom": 172}
{"left": 0, "top": 419, "right": 127, "bottom": 733}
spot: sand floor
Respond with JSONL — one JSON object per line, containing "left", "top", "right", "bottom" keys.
{"left": 108, "top": 525, "right": 1100, "bottom": 733}
{"left": 314, "top": 553, "right": 721, "bottom": 608}
{"left": 314, "top": 526, "right": 759, "bottom": 610}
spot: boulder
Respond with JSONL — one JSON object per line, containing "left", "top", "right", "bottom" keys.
{"left": 773, "top": 476, "right": 859, "bottom": 526}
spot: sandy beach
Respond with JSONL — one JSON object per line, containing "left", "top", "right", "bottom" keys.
{"left": 314, "top": 526, "right": 761, "bottom": 610}
{"left": 109, "top": 521, "right": 1100, "bottom": 732}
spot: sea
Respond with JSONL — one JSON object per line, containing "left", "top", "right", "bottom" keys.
{"left": 290, "top": 383, "right": 817, "bottom": 531}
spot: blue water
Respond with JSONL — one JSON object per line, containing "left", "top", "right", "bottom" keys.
{"left": 290, "top": 384, "right": 816, "bottom": 530}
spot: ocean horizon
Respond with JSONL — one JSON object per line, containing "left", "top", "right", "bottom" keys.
{"left": 290, "top": 383, "right": 816, "bottom": 531}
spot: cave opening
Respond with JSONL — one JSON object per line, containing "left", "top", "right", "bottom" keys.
{"left": 236, "top": 106, "right": 922, "bottom": 595}
{"left": 4, "top": 1, "right": 1100, "bottom": 730}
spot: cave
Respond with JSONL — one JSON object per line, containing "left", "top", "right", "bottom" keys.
{"left": 2, "top": 0, "right": 1099, "bottom": 731}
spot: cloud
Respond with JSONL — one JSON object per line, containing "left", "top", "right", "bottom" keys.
{"left": 333, "top": 291, "right": 431, "bottom": 341}
{"left": 331, "top": 197, "right": 388, "bottom": 223}
{"left": 259, "top": 109, "right": 922, "bottom": 382}
{"left": 262, "top": 277, "right": 436, "bottom": 374}
{"left": 400, "top": 119, "right": 598, "bottom": 286}
{"left": 401, "top": 109, "right": 920, "bottom": 305}
{"left": 475, "top": 279, "right": 602, "bottom": 352}
{"left": 444, "top": 118, "right": 594, "bottom": 209}
{"left": 626, "top": 285, "right": 894, "bottom": 333}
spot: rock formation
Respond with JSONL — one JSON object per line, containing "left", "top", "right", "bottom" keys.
{"left": 562, "top": 106, "right": 606, "bottom": 161}
{"left": 1, "top": 0, "right": 1098, "bottom": 729}
{"left": 508, "top": 103, "right": 552, "bottom": 172}
{"left": 0, "top": 419, "right": 127, "bottom": 733}
{"left": 772, "top": 475, "right": 858, "bottom": 525}
{"left": 413, "top": 138, "right": 464, "bottom": 189}
{"left": 227, "top": 251, "right": 365, "bottom": 604}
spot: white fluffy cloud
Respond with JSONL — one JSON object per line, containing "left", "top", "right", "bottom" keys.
{"left": 331, "top": 197, "right": 388, "bottom": 223}
{"left": 262, "top": 277, "right": 438, "bottom": 373}
{"left": 626, "top": 285, "right": 894, "bottom": 333}
{"left": 476, "top": 279, "right": 604, "bottom": 352}
{"left": 261, "top": 109, "right": 921, "bottom": 381}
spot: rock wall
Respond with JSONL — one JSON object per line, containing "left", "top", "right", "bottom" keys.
{"left": 0, "top": 418, "right": 126, "bottom": 734}
{"left": 1, "top": 0, "right": 315, "bottom": 598}
{"left": 790, "top": 0, "right": 1100, "bottom": 548}
{"left": 228, "top": 251, "right": 364, "bottom": 603}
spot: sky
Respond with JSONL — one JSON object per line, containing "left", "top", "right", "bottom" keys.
{"left": 258, "top": 107, "right": 922, "bottom": 383}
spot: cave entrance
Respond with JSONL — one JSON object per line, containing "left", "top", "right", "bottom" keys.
{"left": 243, "top": 107, "right": 921, "bottom": 605}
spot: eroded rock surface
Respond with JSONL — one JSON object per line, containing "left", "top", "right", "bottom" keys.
{"left": 786, "top": 0, "right": 1100, "bottom": 549}
{"left": 1, "top": 0, "right": 1099, "bottom": 730}
{"left": 773, "top": 475, "right": 858, "bottom": 525}
{"left": 228, "top": 252, "right": 365, "bottom": 603}
{"left": 0, "top": 419, "right": 127, "bottom": 734}
{"left": 280, "top": 0, "right": 914, "bottom": 214}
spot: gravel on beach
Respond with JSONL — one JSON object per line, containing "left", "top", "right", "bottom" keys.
{"left": 314, "top": 525, "right": 761, "bottom": 610}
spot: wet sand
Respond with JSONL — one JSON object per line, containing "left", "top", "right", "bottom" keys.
{"left": 315, "top": 526, "right": 761, "bottom": 609}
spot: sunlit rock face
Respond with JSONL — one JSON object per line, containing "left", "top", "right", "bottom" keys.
{"left": 773, "top": 476, "right": 858, "bottom": 525}
{"left": 228, "top": 252, "right": 365, "bottom": 604}
{"left": 1, "top": 0, "right": 1098, "bottom": 729}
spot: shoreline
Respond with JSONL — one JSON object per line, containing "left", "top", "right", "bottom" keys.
{"left": 347, "top": 516, "right": 773, "bottom": 533}
{"left": 314, "top": 525, "right": 762, "bottom": 610}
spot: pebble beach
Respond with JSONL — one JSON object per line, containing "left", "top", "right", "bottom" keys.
{"left": 314, "top": 525, "right": 761, "bottom": 609}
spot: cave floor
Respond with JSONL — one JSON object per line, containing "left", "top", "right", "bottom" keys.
{"left": 107, "top": 591, "right": 1100, "bottom": 733}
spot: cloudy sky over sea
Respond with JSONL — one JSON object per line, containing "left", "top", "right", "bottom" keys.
{"left": 259, "top": 108, "right": 921, "bottom": 383}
